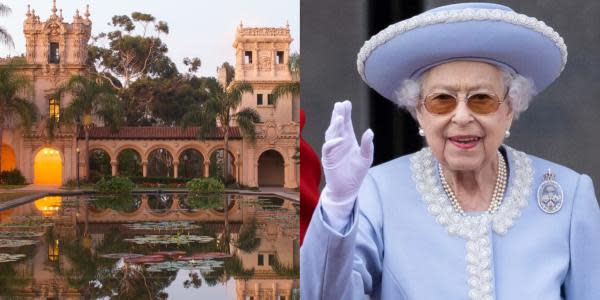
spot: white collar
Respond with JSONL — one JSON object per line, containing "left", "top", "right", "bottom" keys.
{"left": 410, "top": 145, "right": 534, "bottom": 238}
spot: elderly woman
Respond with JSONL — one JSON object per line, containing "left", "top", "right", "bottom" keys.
{"left": 301, "top": 3, "right": 600, "bottom": 300}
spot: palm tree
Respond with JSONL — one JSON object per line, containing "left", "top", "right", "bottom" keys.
{"left": 0, "top": 61, "right": 38, "bottom": 172}
{"left": 271, "top": 52, "right": 300, "bottom": 105}
{"left": 0, "top": 3, "right": 14, "bottom": 48}
{"left": 182, "top": 63, "right": 260, "bottom": 184}
{"left": 56, "top": 75, "right": 122, "bottom": 179}
{"left": 271, "top": 53, "right": 301, "bottom": 172}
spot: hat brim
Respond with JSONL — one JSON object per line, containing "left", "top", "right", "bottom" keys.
{"left": 358, "top": 8, "right": 566, "bottom": 101}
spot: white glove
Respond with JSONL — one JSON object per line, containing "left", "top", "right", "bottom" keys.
{"left": 321, "top": 100, "right": 374, "bottom": 230}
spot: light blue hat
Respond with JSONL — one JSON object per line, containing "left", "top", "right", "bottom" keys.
{"left": 357, "top": 2, "right": 567, "bottom": 101}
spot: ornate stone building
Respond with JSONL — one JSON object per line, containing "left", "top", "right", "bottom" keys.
{"left": 1, "top": 1, "right": 91, "bottom": 185}
{"left": 1, "top": 2, "right": 299, "bottom": 189}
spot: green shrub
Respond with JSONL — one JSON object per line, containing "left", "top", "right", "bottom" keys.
{"left": 129, "top": 176, "right": 190, "bottom": 184}
{"left": 185, "top": 178, "right": 225, "bottom": 208}
{"left": 186, "top": 177, "right": 224, "bottom": 194}
{"left": 0, "top": 169, "right": 26, "bottom": 185}
{"left": 95, "top": 176, "right": 134, "bottom": 195}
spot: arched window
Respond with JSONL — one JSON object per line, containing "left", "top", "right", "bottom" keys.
{"left": 49, "top": 98, "right": 60, "bottom": 122}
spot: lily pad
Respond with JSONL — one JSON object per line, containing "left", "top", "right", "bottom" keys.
{"left": 0, "top": 253, "right": 27, "bottom": 263}
{"left": 124, "top": 221, "right": 200, "bottom": 231}
{"left": 124, "top": 255, "right": 166, "bottom": 264}
{"left": 152, "top": 251, "right": 186, "bottom": 258}
{"left": 178, "top": 252, "right": 231, "bottom": 261}
{"left": 145, "top": 259, "right": 224, "bottom": 272}
{"left": 99, "top": 253, "right": 145, "bottom": 260}
{"left": 0, "top": 239, "right": 37, "bottom": 248}
{"left": 124, "top": 234, "right": 214, "bottom": 245}
{"left": 0, "top": 232, "right": 44, "bottom": 239}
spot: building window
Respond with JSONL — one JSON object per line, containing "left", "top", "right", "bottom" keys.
{"left": 49, "top": 42, "right": 60, "bottom": 64}
{"left": 276, "top": 51, "right": 284, "bottom": 64}
{"left": 258, "top": 254, "right": 264, "bottom": 266}
{"left": 257, "top": 94, "right": 263, "bottom": 105}
{"left": 244, "top": 51, "right": 253, "bottom": 64}
{"left": 267, "top": 94, "right": 274, "bottom": 105}
{"left": 245, "top": 297, "right": 254, "bottom": 300}
{"left": 49, "top": 98, "right": 60, "bottom": 121}
{"left": 277, "top": 296, "right": 286, "bottom": 300}
{"left": 268, "top": 254, "right": 275, "bottom": 266}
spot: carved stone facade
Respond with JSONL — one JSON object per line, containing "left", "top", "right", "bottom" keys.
{"left": 1, "top": 2, "right": 91, "bottom": 184}
{"left": 1, "top": 6, "right": 299, "bottom": 189}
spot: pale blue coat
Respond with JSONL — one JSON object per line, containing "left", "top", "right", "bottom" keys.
{"left": 301, "top": 147, "right": 600, "bottom": 299}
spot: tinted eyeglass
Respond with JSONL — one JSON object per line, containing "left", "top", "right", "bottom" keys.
{"left": 421, "top": 91, "right": 507, "bottom": 115}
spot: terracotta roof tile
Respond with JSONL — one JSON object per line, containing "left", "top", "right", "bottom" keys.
{"left": 81, "top": 126, "right": 242, "bottom": 140}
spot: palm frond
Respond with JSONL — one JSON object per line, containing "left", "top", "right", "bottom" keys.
{"left": 10, "top": 97, "right": 39, "bottom": 133}
{"left": 0, "top": 4, "right": 11, "bottom": 16}
{"left": 271, "top": 82, "right": 299, "bottom": 106}
{"left": 235, "top": 107, "right": 260, "bottom": 144}
{"left": 0, "top": 26, "right": 13, "bottom": 49}
{"left": 226, "top": 81, "right": 253, "bottom": 107}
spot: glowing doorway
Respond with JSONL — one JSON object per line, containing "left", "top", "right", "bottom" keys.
{"left": 34, "top": 148, "right": 62, "bottom": 185}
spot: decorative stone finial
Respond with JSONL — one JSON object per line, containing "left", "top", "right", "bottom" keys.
{"left": 84, "top": 4, "right": 90, "bottom": 19}
{"left": 26, "top": 4, "right": 31, "bottom": 17}
{"left": 75, "top": 9, "right": 80, "bottom": 18}
{"left": 286, "top": 20, "right": 289, "bottom": 28}
{"left": 59, "top": 8, "right": 63, "bottom": 20}
{"left": 51, "top": 0, "right": 57, "bottom": 15}
{"left": 239, "top": 20, "right": 243, "bottom": 28}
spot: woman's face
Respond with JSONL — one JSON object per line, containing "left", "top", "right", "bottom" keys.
{"left": 416, "top": 61, "right": 514, "bottom": 172}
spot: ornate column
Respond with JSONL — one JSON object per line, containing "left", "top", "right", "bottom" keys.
{"left": 142, "top": 161, "right": 148, "bottom": 177}
{"left": 203, "top": 161, "right": 210, "bottom": 178}
{"left": 173, "top": 161, "right": 179, "bottom": 178}
{"left": 110, "top": 160, "right": 117, "bottom": 176}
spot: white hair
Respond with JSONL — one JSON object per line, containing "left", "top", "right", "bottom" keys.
{"left": 393, "top": 67, "right": 536, "bottom": 119}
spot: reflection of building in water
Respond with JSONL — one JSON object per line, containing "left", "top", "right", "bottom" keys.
{"left": 0, "top": 193, "right": 299, "bottom": 298}
{"left": 233, "top": 197, "right": 300, "bottom": 299}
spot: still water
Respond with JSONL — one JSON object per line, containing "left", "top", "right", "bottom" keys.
{"left": 0, "top": 193, "right": 299, "bottom": 299}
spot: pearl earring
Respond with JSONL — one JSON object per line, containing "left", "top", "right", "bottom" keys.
{"left": 418, "top": 128, "right": 425, "bottom": 137}
{"left": 505, "top": 130, "right": 511, "bottom": 138}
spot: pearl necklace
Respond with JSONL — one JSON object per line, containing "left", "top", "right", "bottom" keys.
{"left": 438, "top": 151, "right": 507, "bottom": 216}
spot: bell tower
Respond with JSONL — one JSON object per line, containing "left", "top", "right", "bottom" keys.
{"left": 233, "top": 22, "right": 293, "bottom": 81}
{"left": 22, "top": 1, "right": 92, "bottom": 123}
{"left": 24, "top": 1, "right": 91, "bottom": 66}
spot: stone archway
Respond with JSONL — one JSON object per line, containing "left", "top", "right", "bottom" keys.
{"left": 209, "top": 149, "right": 235, "bottom": 182}
{"left": 258, "top": 150, "right": 285, "bottom": 187}
{"left": 117, "top": 148, "right": 143, "bottom": 177}
{"left": 89, "top": 148, "right": 111, "bottom": 182}
{"left": 179, "top": 148, "right": 204, "bottom": 178}
{"left": 147, "top": 148, "right": 174, "bottom": 177}
{"left": 33, "top": 147, "right": 62, "bottom": 185}
{"left": 1, "top": 144, "right": 16, "bottom": 171}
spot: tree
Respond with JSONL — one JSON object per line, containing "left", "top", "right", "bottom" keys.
{"left": 271, "top": 53, "right": 301, "bottom": 167}
{"left": 271, "top": 52, "right": 300, "bottom": 105}
{"left": 182, "top": 63, "right": 260, "bottom": 184}
{"left": 88, "top": 12, "right": 175, "bottom": 89}
{"left": 0, "top": 3, "right": 14, "bottom": 48}
{"left": 0, "top": 61, "right": 38, "bottom": 172}
{"left": 56, "top": 75, "right": 122, "bottom": 180}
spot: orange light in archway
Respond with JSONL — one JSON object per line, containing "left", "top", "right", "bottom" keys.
{"left": 1, "top": 144, "right": 16, "bottom": 171}
{"left": 34, "top": 196, "right": 63, "bottom": 217}
{"left": 34, "top": 148, "right": 62, "bottom": 185}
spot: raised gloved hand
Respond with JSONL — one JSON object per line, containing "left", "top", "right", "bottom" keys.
{"left": 321, "top": 101, "right": 374, "bottom": 230}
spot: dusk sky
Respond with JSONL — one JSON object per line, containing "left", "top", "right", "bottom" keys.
{"left": 0, "top": 0, "right": 300, "bottom": 77}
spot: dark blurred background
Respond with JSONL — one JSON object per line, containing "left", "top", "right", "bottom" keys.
{"left": 301, "top": 0, "right": 600, "bottom": 199}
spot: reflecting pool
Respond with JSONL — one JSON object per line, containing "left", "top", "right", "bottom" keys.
{"left": 0, "top": 193, "right": 299, "bottom": 299}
